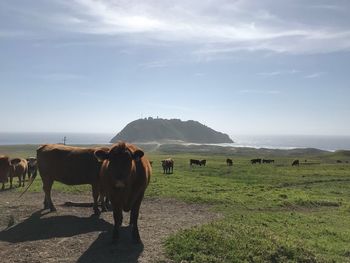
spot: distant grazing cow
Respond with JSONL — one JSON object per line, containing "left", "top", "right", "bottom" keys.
{"left": 200, "top": 160, "right": 207, "bottom": 166}
{"left": 251, "top": 158, "right": 262, "bottom": 164}
{"left": 336, "top": 160, "right": 342, "bottom": 163}
{"left": 292, "top": 160, "right": 300, "bottom": 166}
{"left": 262, "top": 159, "right": 274, "bottom": 164}
{"left": 346, "top": 161, "right": 349, "bottom": 164}
{"left": 226, "top": 158, "right": 233, "bottom": 166}
{"left": 0, "top": 156, "right": 11, "bottom": 190}
{"left": 161, "top": 158, "right": 174, "bottom": 174}
{"left": 9, "top": 158, "right": 28, "bottom": 188}
{"left": 190, "top": 159, "right": 201, "bottom": 166}
{"left": 95, "top": 142, "right": 151, "bottom": 243}
{"left": 37, "top": 144, "right": 109, "bottom": 214}
{"left": 26, "top": 157, "right": 37, "bottom": 180}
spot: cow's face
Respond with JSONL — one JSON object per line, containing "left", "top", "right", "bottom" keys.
{"left": 10, "top": 158, "right": 22, "bottom": 166}
{"left": 95, "top": 143, "right": 144, "bottom": 188}
{"left": 0, "top": 156, "right": 11, "bottom": 183}
{"left": 26, "top": 157, "right": 37, "bottom": 167}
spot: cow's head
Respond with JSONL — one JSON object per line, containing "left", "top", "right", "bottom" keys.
{"left": 94, "top": 142, "right": 144, "bottom": 188}
{"left": 0, "top": 156, "right": 11, "bottom": 183}
{"left": 10, "top": 158, "right": 22, "bottom": 166}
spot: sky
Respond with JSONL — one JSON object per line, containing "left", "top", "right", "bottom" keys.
{"left": 1, "top": 0, "right": 350, "bottom": 136}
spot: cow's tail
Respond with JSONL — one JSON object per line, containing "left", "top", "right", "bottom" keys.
{"left": 18, "top": 169, "right": 37, "bottom": 199}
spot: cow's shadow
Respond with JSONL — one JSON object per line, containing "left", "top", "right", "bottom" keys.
{"left": 0, "top": 210, "right": 112, "bottom": 242}
{"left": 77, "top": 227, "right": 144, "bottom": 263}
{"left": 0, "top": 210, "right": 144, "bottom": 262}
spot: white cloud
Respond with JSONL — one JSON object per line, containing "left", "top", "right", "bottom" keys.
{"left": 257, "top": 69, "right": 299, "bottom": 77}
{"left": 304, "top": 72, "right": 325, "bottom": 79}
{"left": 239, "top": 89, "right": 281, "bottom": 94}
{"left": 3, "top": 0, "right": 350, "bottom": 55}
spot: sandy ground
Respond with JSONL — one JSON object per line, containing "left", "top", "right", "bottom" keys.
{"left": 0, "top": 190, "right": 220, "bottom": 263}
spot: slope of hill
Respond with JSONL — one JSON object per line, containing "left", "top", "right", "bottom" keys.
{"left": 110, "top": 118, "right": 233, "bottom": 144}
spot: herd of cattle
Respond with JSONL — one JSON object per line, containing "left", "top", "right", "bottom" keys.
{"left": 0, "top": 157, "right": 37, "bottom": 190}
{"left": 1, "top": 144, "right": 349, "bottom": 243}
{"left": 0, "top": 142, "right": 151, "bottom": 244}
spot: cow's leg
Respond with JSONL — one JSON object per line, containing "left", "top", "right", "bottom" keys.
{"left": 91, "top": 183, "right": 100, "bottom": 215}
{"left": 18, "top": 175, "right": 22, "bottom": 187}
{"left": 43, "top": 178, "right": 55, "bottom": 211}
{"left": 112, "top": 207, "right": 123, "bottom": 242}
{"left": 100, "top": 195, "right": 108, "bottom": 212}
{"left": 1, "top": 183, "right": 4, "bottom": 190}
{"left": 10, "top": 175, "right": 13, "bottom": 189}
{"left": 129, "top": 193, "right": 144, "bottom": 244}
{"left": 21, "top": 173, "right": 25, "bottom": 187}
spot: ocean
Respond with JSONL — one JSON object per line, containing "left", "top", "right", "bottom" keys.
{"left": 0, "top": 132, "right": 114, "bottom": 146}
{"left": 0, "top": 132, "right": 349, "bottom": 151}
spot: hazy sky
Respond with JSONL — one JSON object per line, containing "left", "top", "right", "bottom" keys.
{"left": 1, "top": 0, "right": 350, "bottom": 136}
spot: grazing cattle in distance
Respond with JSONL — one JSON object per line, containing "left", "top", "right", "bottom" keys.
{"left": 161, "top": 158, "right": 174, "bottom": 174}
{"left": 37, "top": 144, "right": 109, "bottom": 214}
{"left": 292, "top": 160, "right": 300, "bottom": 166}
{"left": 251, "top": 158, "right": 262, "bottom": 164}
{"left": 95, "top": 142, "right": 151, "bottom": 243}
{"left": 9, "top": 158, "right": 28, "bottom": 188}
{"left": 200, "top": 160, "right": 207, "bottom": 166}
{"left": 0, "top": 156, "right": 11, "bottom": 190}
{"left": 190, "top": 159, "right": 201, "bottom": 166}
{"left": 26, "top": 157, "right": 38, "bottom": 180}
{"left": 262, "top": 159, "right": 274, "bottom": 164}
{"left": 226, "top": 158, "right": 233, "bottom": 166}
{"left": 336, "top": 160, "right": 342, "bottom": 163}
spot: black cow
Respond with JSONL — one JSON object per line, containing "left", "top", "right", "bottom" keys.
{"left": 292, "top": 160, "right": 299, "bottom": 166}
{"left": 262, "top": 159, "right": 274, "bottom": 164}
{"left": 26, "top": 157, "right": 38, "bottom": 180}
{"left": 190, "top": 159, "right": 201, "bottom": 166}
{"left": 200, "top": 160, "right": 206, "bottom": 166}
{"left": 226, "top": 158, "right": 233, "bottom": 166}
{"left": 251, "top": 158, "right": 262, "bottom": 164}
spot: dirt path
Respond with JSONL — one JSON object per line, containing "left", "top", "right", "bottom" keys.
{"left": 0, "top": 190, "right": 220, "bottom": 263}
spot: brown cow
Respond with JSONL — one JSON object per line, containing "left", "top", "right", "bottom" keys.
{"left": 95, "top": 142, "right": 151, "bottom": 243}
{"left": 37, "top": 144, "right": 109, "bottom": 214}
{"left": 161, "top": 158, "right": 174, "bottom": 174}
{"left": 9, "top": 158, "right": 28, "bottom": 188}
{"left": 0, "top": 156, "right": 11, "bottom": 190}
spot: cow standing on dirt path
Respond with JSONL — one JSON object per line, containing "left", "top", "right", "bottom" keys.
{"left": 9, "top": 158, "right": 27, "bottom": 188}
{"left": 26, "top": 157, "right": 37, "bottom": 180}
{"left": 95, "top": 142, "right": 151, "bottom": 244}
{"left": 0, "top": 156, "right": 11, "bottom": 190}
{"left": 36, "top": 144, "right": 109, "bottom": 214}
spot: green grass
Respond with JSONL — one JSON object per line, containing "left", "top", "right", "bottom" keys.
{"left": 1, "top": 146, "right": 350, "bottom": 262}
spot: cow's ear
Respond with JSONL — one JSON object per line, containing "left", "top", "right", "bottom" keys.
{"left": 94, "top": 149, "right": 109, "bottom": 161}
{"left": 10, "top": 158, "right": 21, "bottom": 165}
{"left": 132, "top": 150, "right": 144, "bottom": 162}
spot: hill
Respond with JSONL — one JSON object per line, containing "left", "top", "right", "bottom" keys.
{"left": 110, "top": 118, "right": 233, "bottom": 144}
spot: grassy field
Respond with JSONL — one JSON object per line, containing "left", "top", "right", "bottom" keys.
{"left": 1, "top": 145, "right": 350, "bottom": 262}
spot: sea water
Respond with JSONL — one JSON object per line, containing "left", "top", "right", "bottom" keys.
{"left": 0, "top": 132, "right": 349, "bottom": 151}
